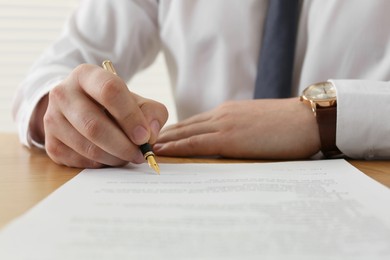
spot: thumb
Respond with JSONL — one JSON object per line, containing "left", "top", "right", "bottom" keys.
{"left": 137, "top": 96, "right": 169, "bottom": 144}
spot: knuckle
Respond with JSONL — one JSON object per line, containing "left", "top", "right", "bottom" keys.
{"left": 73, "top": 63, "right": 93, "bottom": 76}
{"left": 157, "top": 103, "right": 169, "bottom": 124}
{"left": 43, "top": 112, "right": 55, "bottom": 128}
{"left": 81, "top": 116, "right": 102, "bottom": 139}
{"left": 49, "top": 85, "right": 66, "bottom": 102}
{"left": 100, "top": 77, "right": 122, "bottom": 106}
{"left": 215, "top": 102, "right": 236, "bottom": 120}
{"left": 84, "top": 143, "right": 102, "bottom": 160}
{"left": 45, "top": 140, "right": 63, "bottom": 161}
{"left": 187, "top": 136, "right": 200, "bottom": 149}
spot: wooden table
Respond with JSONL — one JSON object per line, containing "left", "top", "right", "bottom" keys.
{"left": 1, "top": 133, "right": 389, "bottom": 229}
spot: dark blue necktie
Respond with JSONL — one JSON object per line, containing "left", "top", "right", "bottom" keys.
{"left": 254, "top": 0, "right": 300, "bottom": 99}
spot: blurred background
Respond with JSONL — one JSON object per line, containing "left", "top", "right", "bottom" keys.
{"left": 0, "top": 0, "right": 176, "bottom": 133}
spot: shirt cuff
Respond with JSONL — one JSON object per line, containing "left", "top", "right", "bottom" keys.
{"left": 331, "top": 79, "right": 390, "bottom": 159}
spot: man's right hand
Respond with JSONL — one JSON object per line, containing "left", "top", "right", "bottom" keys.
{"left": 29, "top": 64, "right": 168, "bottom": 168}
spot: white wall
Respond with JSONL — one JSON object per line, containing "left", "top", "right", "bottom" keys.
{"left": 0, "top": 0, "right": 176, "bottom": 133}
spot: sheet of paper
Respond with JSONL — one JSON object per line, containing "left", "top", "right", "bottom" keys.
{"left": 0, "top": 159, "right": 390, "bottom": 260}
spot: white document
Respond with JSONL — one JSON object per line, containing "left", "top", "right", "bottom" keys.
{"left": 0, "top": 159, "right": 390, "bottom": 260}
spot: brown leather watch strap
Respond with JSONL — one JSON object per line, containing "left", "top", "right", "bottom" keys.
{"left": 316, "top": 106, "right": 341, "bottom": 158}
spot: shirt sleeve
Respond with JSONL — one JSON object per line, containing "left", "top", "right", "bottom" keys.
{"left": 331, "top": 79, "right": 390, "bottom": 159}
{"left": 12, "top": 0, "right": 161, "bottom": 148}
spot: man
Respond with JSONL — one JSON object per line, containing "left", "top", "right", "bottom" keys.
{"left": 13, "top": 0, "right": 390, "bottom": 168}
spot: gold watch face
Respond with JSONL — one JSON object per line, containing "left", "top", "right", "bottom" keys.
{"left": 302, "top": 82, "right": 337, "bottom": 102}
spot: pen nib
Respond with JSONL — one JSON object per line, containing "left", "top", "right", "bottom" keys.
{"left": 140, "top": 144, "right": 160, "bottom": 174}
{"left": 146, "top": 155, "right": 160, "bottom": 174}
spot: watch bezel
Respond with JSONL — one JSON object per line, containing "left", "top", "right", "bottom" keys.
{"left": 300, "top": 82, "right": 337, "bottom": 116}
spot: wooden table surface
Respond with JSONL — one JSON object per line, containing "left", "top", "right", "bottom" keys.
{"left": 1, "top": 133, "right": 389, "bottom": 229}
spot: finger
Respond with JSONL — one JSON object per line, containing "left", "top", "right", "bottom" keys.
{"left": 72, "top": 64, "right": 151, "bottom": 145}
{"left": 157, "top": 120, "right": 217, "bottom": 143}
{"left": 49, "top": 85, "right": 144, "bottom": 163}
{"left": 136, "top": 96, "right": 169, "bottom": 143}
{"left": 154, "top": 133, "right": 221, "bottom": 157}
{"left": 45, "top": 136, "right": 104, "bottom": 169}
{"left": 161, "top": 111, "right": 212, "bottom": 133}
{"left": 44, "top": 110, "right": 130, "bottom": 166}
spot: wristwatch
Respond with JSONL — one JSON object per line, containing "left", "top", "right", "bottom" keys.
{"left": 300, "top": 81, "right": 342, "bottom": 158}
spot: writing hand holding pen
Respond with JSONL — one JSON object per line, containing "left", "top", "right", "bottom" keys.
{"left": 29, "top": 62, "right": 168, "bottom": 170}
{"left": 102, "top": 60, "right": 161, "bottom": 173}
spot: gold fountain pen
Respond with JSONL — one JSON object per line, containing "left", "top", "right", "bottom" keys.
{"left": 102, "top": 60, "right": 160, "bottom": 174}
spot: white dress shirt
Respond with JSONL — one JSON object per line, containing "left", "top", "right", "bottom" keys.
{"left": 12, "top": 0, "right": 390, "bottom": 159}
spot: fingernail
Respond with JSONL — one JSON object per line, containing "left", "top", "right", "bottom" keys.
{"left": 150, "top": 120, "right": 161, "bottom": 138}
{"left": 132, "top": 125, "right": 149, "bottom": 144}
